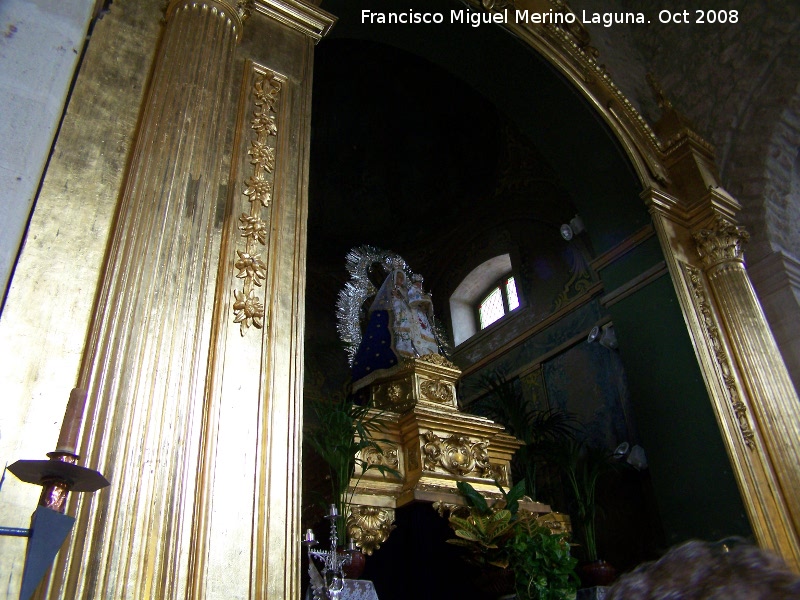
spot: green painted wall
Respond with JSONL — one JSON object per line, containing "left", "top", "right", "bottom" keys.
{"left": 604, "top": 264, "right": 752, "bottom": 544}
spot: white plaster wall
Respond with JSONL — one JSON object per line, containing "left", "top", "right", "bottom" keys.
{"left": 450, "top": 254, "right": 511, "bottom": 345}
{"left": 0, "top": 0, "right": 95, "bottom": 305}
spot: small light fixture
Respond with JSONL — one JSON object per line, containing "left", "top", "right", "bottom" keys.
{"left": 628, "top": 445, "right": 648, "bottom": 470}
{"left": 587, "top": 322, "right": 618, "bottom": 350}
{"left": 613, "top": 442, "right": 648, "bottom": 470}
{"left": 560, "top": 215, "right": 586, "bottom": 241}
{"left": 613, "top": 442, "right": 630, "bottom": 460}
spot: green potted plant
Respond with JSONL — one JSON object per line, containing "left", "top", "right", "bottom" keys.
{"left": 447, "top": 480, "right": 578, "bottom": 600}
{"left": 306, "top": 392, "right": 399, "bottom": 551}
{"left": 508, "top": 517, "right": 579, "bottom": 600}
{"left": 550, "top": 439, "right": 619, "bottom": 587}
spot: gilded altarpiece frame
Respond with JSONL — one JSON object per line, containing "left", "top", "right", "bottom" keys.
{"left": 1, "top": 2, "right": 799, "bottom": 599}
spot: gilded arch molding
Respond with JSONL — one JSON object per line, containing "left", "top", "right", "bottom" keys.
{"left": 470, "top": 0, "right": 800, "bottom": 570}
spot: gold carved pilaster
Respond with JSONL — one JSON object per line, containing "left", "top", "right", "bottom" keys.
{"left": 34, "top": 1, "right": 337, "bottom": 598}
{"left": 646, "top": 186, "right": 800, "bottom": 570}
{"left": 691, "top": 218, "right": 800, "bottom": 558}
{"left": 46, "top": 3, "right": 243, "bottom": 598}
{"left": 682, "top": 263, "right": 755, "bottom": 450}
{"left": 638, "top": 73, "right": 800, "bottom": 566}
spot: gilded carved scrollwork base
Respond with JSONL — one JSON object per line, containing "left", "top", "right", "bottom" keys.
{"left": 491, "top": 463, "right": 511, "bottom": 488}
{"left": 360, "top": 445, "right": 399, "bottom": 471}
{"left": 371, "top": 355, "right": 460, "bottom": 411}
{"left": 346, "top": 505, "right": 396, "bottom": 555}
{"left": 346, "top": 357, "right": 550, "bottom": 554}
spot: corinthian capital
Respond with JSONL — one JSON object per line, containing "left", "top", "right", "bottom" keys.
{"left": 693, "top": 216, "right": 750, "bottom": 269}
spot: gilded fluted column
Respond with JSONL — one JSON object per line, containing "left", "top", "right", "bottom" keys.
{"left": 694, "top": 218, "right": 800, "bottom": 539}
{"left": 41, "top": 2, "right": 242, "bottom": 598}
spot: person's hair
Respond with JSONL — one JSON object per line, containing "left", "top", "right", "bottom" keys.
{"left": 606, "top": 538, "right": 800, "bottom": 599}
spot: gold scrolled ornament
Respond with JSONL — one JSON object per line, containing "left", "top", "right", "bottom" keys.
{"left": 421, "top": 431, "right": 493, "bottom": 479}
{"left": 420, "top": 378, "right": 455, "bottom": 404}
{"left": 346, "top": 506, "right": 396, "bottom": 555}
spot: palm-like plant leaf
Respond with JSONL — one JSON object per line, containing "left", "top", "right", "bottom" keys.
{"left": 307, "top": 393, "right": 400, "bottom": 539}
{"left": 468, "top": 370, "right": 578, "bottom": 501}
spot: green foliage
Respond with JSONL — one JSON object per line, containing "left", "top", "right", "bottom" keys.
{"left": 509, "top": 520, "right": 578, "bottom": 600}
{"left": 447, "top": 481, "right": 578, "bottom": 597}
{"left": 447, "top": 508, "right": 516, "bottom": 568}
{"left": 455, "top": 479, "right": 526, "bottom": 518}
{"left": 306, "top": 393, "right": 399, "bottom": 539}
{"left": 471, "top": 370, "right": 577, "bottom": 501}
{"left": 446, "top": 480, "right": 528, "bottom": 568}
{"left": 547, "top": 439, "right": 617, "bottom": 562}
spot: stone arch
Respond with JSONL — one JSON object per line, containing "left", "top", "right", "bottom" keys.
{"left": 723, "top": 48, "right": 800, "bottom": 263}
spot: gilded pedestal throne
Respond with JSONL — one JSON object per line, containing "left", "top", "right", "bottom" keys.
{"left": 344, "top": 353, "right": 559, "bottom": 554}
{"left": 334, "top": 247, "right": 564, "bottom": 555}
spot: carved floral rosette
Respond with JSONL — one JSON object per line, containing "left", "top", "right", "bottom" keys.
{"left": 359, "top": 445, "right": 400, "bottom": 471}
{"left": 373, "top": 378, "right": 414, "bottom": 413}
{"left": 232, "top": 68, "right": 282, "bottom": 335}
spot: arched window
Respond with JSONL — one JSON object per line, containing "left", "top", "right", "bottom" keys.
{"left": 478, "top": 275, "right": 520, "bottom": 329}
{"left": 450, "top": 254, "right": 521, "bottom": 345}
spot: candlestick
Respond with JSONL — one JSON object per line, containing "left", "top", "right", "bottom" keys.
{"left": 55, "top": 388, "right": 87, "bottom": 455}
{"left": 6, "top": 386, "right": 108, "bottom": 600}
{"left": 304, "top": 529, "right": 317, "bottom": 544}
{"left": 304, "top": 509, "right": 352, "bottom": 598}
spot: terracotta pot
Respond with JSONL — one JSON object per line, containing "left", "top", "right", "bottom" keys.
{"left": 342, "top": 548, "right": 366, "bottom": 579}
{"left": 578, "top": 559, "right": 618, "bottom": 588}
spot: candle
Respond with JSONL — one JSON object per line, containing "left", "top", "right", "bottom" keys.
{"left": 55, "top": 388, "right": 87, "bottom": 455}
{"left": 304, "top": 529, "right": 316, "bottom": 543}
{"left": 329, "top": 504, "right": 338, "bottom": 517}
